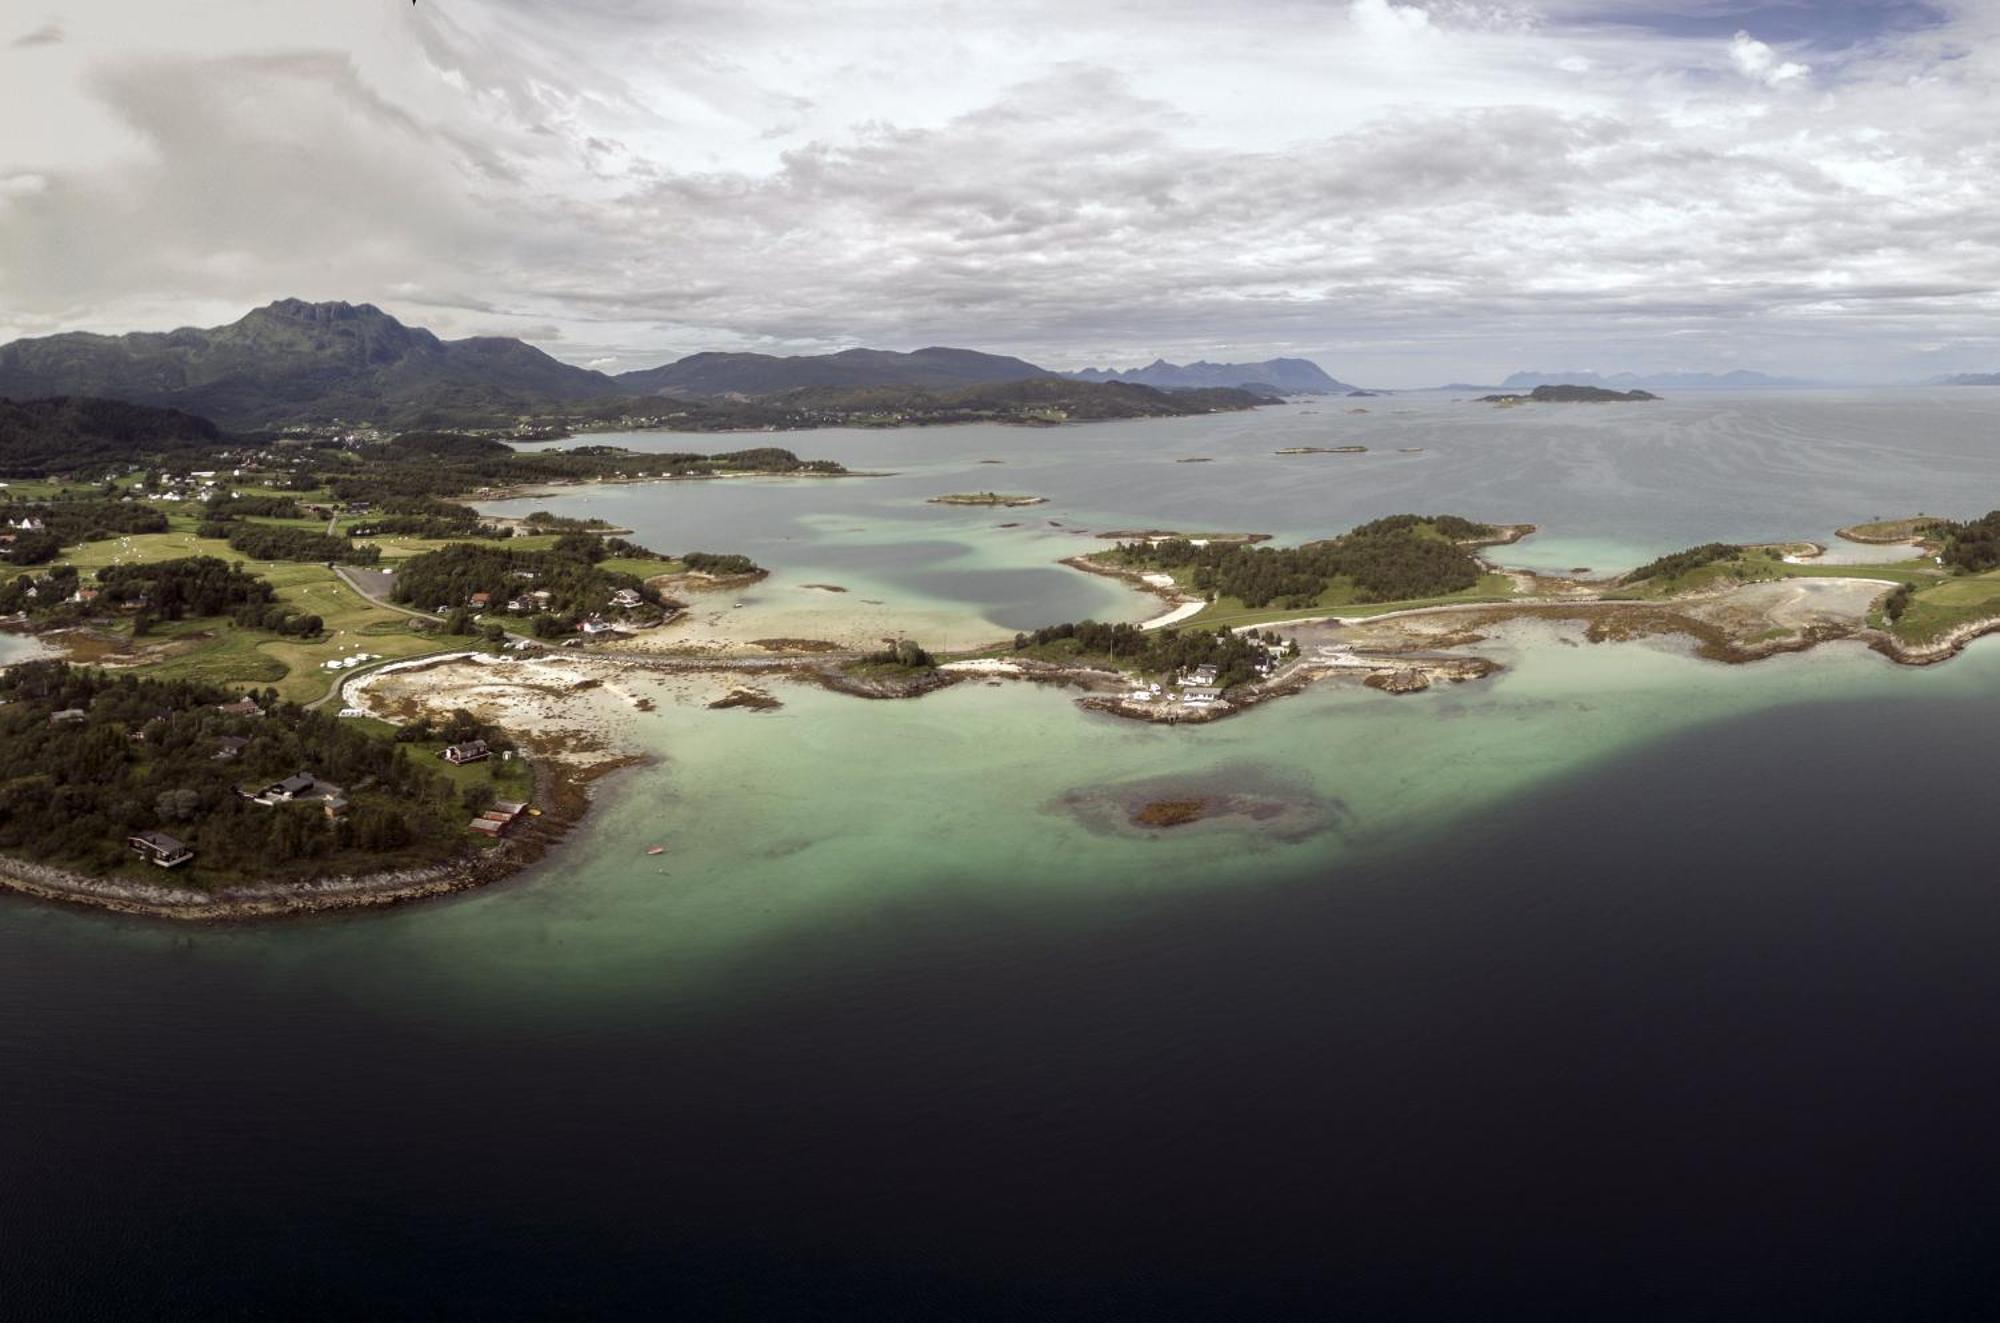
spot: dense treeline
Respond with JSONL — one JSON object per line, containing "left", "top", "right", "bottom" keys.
{"left": 226, "top": 523, "right": 378, "bottom": 565}
{"left": 349, "top": 495, "right": 498, "bottom": 539}
{"left": 1620, "top": 543, "right": 1742, "bottom": 585}
{"left": 1117, "top": 517, "right": 1486, "bottom": 609}
{"left": 3, "top": 498, "right": 170, "bottom": 564}
{"left": 96, "top": 556, "right": 274, "bottom": 620}
{"left": 0, "top": 396, "right": 223, "bottom": 476}
{"left": 681, "top": 551, "right": 761, "bottom": 576}
{"left": 520, "top": 511, "right": 615, "bottom": 531}
{"left": 203, "top": 493, "right": 303, "bottom": 520}
{"left": 1935, "top": 512, "right": 2000, "bottom": 573}
{"left": 390, "top": 541, "right": 659, "bottom": 622}
{"left": 1348, "top": 514, "right": 1496, "bottom": 541}
{"left": 0, "top": 661, "right": 463, "bottom": 879}
{"left": 1013, "top": 621, "right": 1290, "bottom": 689}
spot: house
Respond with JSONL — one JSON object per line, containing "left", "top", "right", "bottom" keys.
{"left": 322, "top": 796, "right": 350, "bottom": 820}
{"left": 507, "top": 595, "right": 535, "bottom": 613}
{"left": 213, "top": 736, "right": 250, "bottom": 760}
{"left": 217, "top": 696, "right": 264, "bottom": 719}
{"left": 581, "top": 618, "right": 617, "bottom": 636}
{"left": 491, "top": 800, "right": 528, "bottom": 819}
{"left": 252, "top": 772, "right": 318, "bottom": 805}
{"left": 529, "top": 589, "right": 552, "bottom": 604}
{"left": 128, "top": 830, "right": 193, "bottom": 868}
{"left": 49, "top": 708, "right": 87, "bottom": 725}
{"left": 1187, "top": 664, "right": 1220, "bottom": 686}
{"left": 468, "top": 591, "right": 493, "bottom": 609}
{"left": 1180, "top": 685, "right": 1223, "bottom": 706}
{"left": 468, "top": 817, "right": 507, "bottom": 837}
{"left": 442, "top": 740, "right": 491, "bottom": 765}
{"left": 609, "top": 588, "right": 643, "bottom": 609}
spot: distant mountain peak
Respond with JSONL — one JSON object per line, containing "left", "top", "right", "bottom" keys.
{"left": 1064, "top": 356, "right": 1353, "bottom": 393}
{"left": 0, "top": 299, "right": 610, "bottom": 427}
{"left": 1499, "top": 368, "right": 1816, "bottom": 391}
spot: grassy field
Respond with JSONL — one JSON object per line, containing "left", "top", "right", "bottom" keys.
{"left": 1884, "top": 568, "right": 2000, "bottom": 644}
{"left": 57, "top": 530, "right": 461, "bottom": 702}
{"left": 1180, "top": 571, "right": 1520, "bottom": 630}
{"left": 1613, "top": 551, "right": 1943, "bottom": 600}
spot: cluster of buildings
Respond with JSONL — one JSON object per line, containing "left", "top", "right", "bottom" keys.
{"left": 469, "top": 799, "right": 529, "bottom": 838}
{"left": 1126, "top": 662, "right": 1224, "bottom": 708}
{"left": 321, "top": 651, "right": 382, "bottom": 672}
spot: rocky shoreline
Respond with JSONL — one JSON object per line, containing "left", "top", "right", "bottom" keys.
{"left": 0, "top": 752, "right": 630, "bottom": 922}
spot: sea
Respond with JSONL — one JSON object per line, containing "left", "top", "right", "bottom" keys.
{"left": 6, "top": 390, "right": 2000, "bottom": 1319}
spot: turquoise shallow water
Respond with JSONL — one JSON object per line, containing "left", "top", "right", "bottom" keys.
{"left": 15, "top": 619, "right": 1965, "bottom": 1022}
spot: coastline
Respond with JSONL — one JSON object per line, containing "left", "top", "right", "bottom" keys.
{"left": 0, "top": 750, "right": 633, "bottom": 922}
{"left": 12, "top": 499, "right": 2000, "bottom": 921}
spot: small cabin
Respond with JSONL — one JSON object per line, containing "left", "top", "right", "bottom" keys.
{"left": 442, "top": 740, "right": 491, "bottom": 765}
{"left": 217, "top": 696, "right": 264, "bottom": 719}
{"left": 609, "top": 588, "right": 643, "bottom": 609}
{"left": 128, "top": 830, "right": 193, "bottom": 869}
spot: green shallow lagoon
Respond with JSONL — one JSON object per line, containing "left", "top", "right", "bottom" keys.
{"left": 25, "top": 622, "right": 1972, "bottom": 1028}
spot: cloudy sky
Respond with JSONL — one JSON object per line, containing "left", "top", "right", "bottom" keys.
{"left": 1, "top": 0, "right": 1994, "bottom": 385}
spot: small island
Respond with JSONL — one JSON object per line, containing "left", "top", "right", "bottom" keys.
{"left": 926, "top": 493, "right": 1049, "bottom": 507}
{"left": 1275, "top": 445, "right": 1368, "bottom": 455}
{"left": 1479, "top": 385, "right": 1661, "bottom": 404}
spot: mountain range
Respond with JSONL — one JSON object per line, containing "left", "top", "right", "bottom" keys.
{"left": 0, "top": 301, "right": 1342, "bottom": 428}
{"left": 1064, "top": 357, "right": 1353, "bottom": 393}
{"left": 1497, "top": 369, "right": 1816, "bottom": 391}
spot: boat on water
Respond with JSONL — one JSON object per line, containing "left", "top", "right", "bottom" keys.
{"left": 646, "top": 845, "right": 666, "bottom": 856}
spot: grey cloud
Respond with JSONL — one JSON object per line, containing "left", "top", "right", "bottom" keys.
{"left": 6, "top": 0, "right": 2000, "bottom": 383}
{"left": 9, "top": 23, "right": 62, "bottom": 48}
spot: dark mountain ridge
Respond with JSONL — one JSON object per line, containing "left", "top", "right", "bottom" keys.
{"left": 0, "top": 301, "right": 1285, "bottom": 429}
{"left": 0, "top": 300, "right": 616, "bottom": 429}
{"left": 0, "top": 396, "right": 225, "bottom": 476}
{"left": 616, "top": 346, "right": 1051, "bottom": 398}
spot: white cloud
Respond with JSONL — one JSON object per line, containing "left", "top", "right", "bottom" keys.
{"left": 1729, "top": 30, "right": 1811, "bottom": 87}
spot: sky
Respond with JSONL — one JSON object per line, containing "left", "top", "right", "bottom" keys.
{"left": 1, "top": 0, "right": 1994, "bottom": 387}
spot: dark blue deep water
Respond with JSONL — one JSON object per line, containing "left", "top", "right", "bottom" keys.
{"left": 7, "top": 687, "right": 2000, "bottom": 1320}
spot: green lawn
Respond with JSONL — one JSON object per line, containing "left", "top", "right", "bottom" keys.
{"left": 59, "top": 531, "right": 463, "bottom": 702}
{"left": 1883, "top": 567, "right": 2000, "bottom": 645}
{"left": 1181, "top": 571, "right": 1519, "bottom": 630}
{"left": 1613, "top": 552, "right": 1943, "bottom": 600}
